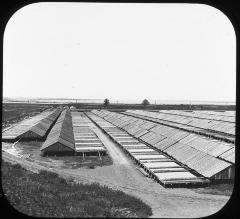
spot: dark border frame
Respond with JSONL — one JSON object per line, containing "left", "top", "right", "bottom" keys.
{"left": 1, "top": 1, "right": 239, "bottom": 219}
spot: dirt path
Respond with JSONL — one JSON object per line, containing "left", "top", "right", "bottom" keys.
{"left": 89, "top": 122, "right": 230, "bottom": 217}
{"left": 2, "top": 121, "right": 231, "bottom": 218}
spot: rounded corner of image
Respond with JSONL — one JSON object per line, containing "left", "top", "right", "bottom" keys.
{"left": 194, "top": 2, "right": 237, "bottom": 39}
{"left": 203, "top": 182, "right": 235, "bottom": 218}
{"left": 1, "top": 185, "right": 32, "bottom": 218}
{"left": 3, "top": 2, "right": 43, "bottom": 37}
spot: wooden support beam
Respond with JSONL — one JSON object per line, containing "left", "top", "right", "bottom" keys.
{"left": 98, "top": 151, "right": 102, "bottom": 160}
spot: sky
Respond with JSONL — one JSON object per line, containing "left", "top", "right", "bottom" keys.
{"left": 3, "top": 3, "right": 236, "bottom": 102}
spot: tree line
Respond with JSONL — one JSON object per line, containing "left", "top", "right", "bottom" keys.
{"left": 103, "top": 98, "right": 150, "bottom": 107}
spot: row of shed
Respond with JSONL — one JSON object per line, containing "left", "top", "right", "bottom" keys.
{"left": 124, "top": 110, "right": 235, "bottom": 142}
{"left": 157, "top": 110, "right": 235, "bottom": 135}
{"left": 41, "top": 110, "right": 107, "bottom": 155}
{"left": 2, "top": 108, "right": 62, "bottom": 141}
{"left": 159, "top": 110, "right": 235, "bottom": 122}
{"left": 86, "top": 112, "right": 209, "bottom": 187}
{"left": 2, "top": 107, "right": 107, "bottom": 156}
{"left": 91, "top": 110, "right": 235, "bottom": 181}
{"left": 41, "top": 109, "right": 75, "bottom": 155}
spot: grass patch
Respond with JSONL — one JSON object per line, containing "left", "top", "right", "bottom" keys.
{"left": 2, "top": 161, "right": 152, "bottom": 217}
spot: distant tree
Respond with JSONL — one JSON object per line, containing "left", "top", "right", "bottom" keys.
{"left": 142, "top": 99, "right": 150, "bottom": 106}
{"left": 103, "top": 98, "right": 110, "bottom": 107}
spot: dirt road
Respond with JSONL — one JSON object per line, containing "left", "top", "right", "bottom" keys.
{"left": 2, "top": 122, "right": 231, "bottom": 218}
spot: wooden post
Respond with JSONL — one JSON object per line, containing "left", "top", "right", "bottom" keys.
{"left": 98, "top": 151, "right": 102, "bottom": 160}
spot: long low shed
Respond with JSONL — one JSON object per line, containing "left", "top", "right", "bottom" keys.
{"left": 125, "top": 110, "right": 235, "bottom": 141}
{"left": 41, "top": 108, "right": 75, "bottom": 155}
{"left": 159, "top": 110, "right": 235, "bottom": 123}
{"left": 2, "top": 108, "right": 62, "bottom": 141}
{"left": 86, "top": 112, "right": 209, "bottom": 187}
{"left": 91, "top": 110, "right": 235, "bottom": 182}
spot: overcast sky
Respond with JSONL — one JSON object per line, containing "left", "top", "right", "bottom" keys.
{"left": 3, "top": 3, "right": 236, "bottom": 102}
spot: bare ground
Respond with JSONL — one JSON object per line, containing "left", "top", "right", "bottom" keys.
{"left": 2, "top": 121, "right": 232, "bottom": 218}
